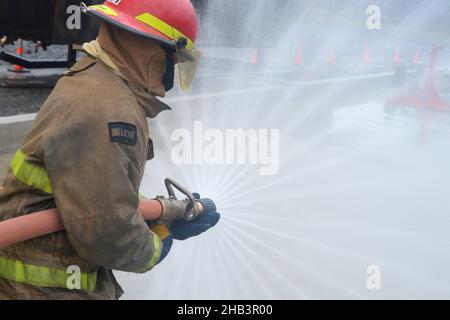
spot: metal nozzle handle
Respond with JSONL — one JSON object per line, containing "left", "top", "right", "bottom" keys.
{"left": 164, "top": 178, "right": 200, "bottom": 221}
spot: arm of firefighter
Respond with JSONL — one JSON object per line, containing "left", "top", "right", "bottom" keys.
{"left": 43, "top": 109, "right": 162, "bottom": 273}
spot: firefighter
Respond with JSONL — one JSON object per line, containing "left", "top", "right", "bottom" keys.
{"left": 0, "top": 0, "right": 218, "bottom": 300}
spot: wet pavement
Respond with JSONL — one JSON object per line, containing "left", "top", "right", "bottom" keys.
{"left": 116, "top": 66, "right": 450, "bottom": 299}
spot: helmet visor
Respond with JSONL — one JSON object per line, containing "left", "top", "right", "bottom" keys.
{"left": 175, "top": 47, "right": 202, "bottom": 92}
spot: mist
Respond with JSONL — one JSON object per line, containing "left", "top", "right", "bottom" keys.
{"left": 115, "top": 0, "right": 450, "bottom": 299}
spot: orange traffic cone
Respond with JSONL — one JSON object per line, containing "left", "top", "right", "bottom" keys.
{"left": 393, "top": 46, "right": 401, "bottom": 64}
{"left": 327, "top": 48, "right": 335, "bottom": 65}
{"left": 13, "top": 39, "right": 24, "bottom": 72}
{"left": 363, "top": 44, "right": 370, "bottom": 64}
{"left": 251, "top": 48, "right": 258, "bottom": 65}
{"left": 387, "top": 46, "right": 450, "bottom": 111}
{"left": 412, "top": 49, "right": 421, "bottom": 64}
{"left": 295, "top": 46, "right": 303, "bottom": 65}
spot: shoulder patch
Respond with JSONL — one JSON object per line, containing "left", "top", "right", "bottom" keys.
{"left": 108, "top": 122, "right": 137, "bottom": 146}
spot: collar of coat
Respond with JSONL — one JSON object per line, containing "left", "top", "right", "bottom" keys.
{"left": 67, "top": 53, "right": 171, "bottom": 119}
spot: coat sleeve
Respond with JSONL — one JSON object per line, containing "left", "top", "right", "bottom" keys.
{"left": 42, "top": 105, "right": 161, "bottom": 273}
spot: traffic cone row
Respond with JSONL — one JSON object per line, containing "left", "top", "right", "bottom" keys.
{"left": 7, "top": 41, "right": 427, "bottom": 70}
{"left": 248, "top": 45, "right": 427, "bottom": 66}
{"left": 173, "top": 46, "right": 425, "bottom": 69}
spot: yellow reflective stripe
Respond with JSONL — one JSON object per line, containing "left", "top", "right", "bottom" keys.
{"left": 135, "top": 13, "right": 194, "bottom": 50}
{"left": 149, "top": 234, "right": 162, "bottom": 267}
{"left": 90, "top": 4, "right": 118, "bottom": 16}
{"left": 0, "top": 255, "right": 97, "bottom": 292}
{"left": 11, "top": 149, "right": 53, "bottom": 194}
{"left": 139, "top": 192, "right": 148, "bottom": 200}
{"left": 137, "top": 234, "right": 162, "bottom": 273}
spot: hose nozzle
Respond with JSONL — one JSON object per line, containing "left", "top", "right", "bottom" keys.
{"left": 153, "top": 178, "right": 216, "bottom": 224}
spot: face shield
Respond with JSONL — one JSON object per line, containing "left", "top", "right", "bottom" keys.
{"left": 173, "top": 37, "right": 202, "bottom": 92}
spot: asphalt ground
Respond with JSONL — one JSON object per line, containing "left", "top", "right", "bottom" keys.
{"left": 0, "top": 44, "right": 75, "bottom": 116}
{"left": 0, "top": 87, "right": 51, "bottom": 116}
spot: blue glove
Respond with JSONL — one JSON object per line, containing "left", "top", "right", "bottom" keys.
{"left": 158, "top": 236, "right": 173, "bottom": 262}
{"left": 150, "top": 224, "right": 173, "bottom": 263}
{"left": 170, "top": 197, "right": 220, "bottom": 240}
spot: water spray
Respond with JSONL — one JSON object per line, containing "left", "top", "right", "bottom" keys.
{"left": 0, "top": 177, "right": 217, "bottom": 248}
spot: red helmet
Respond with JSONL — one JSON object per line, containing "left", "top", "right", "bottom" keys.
{"left": 82, "top": 0, "right": 198, "bottom": 50}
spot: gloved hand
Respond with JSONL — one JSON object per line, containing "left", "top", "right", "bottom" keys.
{"left": 169, "top": 197, "right": 220, "bottom": 240}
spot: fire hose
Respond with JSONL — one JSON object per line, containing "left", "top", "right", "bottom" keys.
{"left": 0, "top": 178, "right": 216, "bottom": 248}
